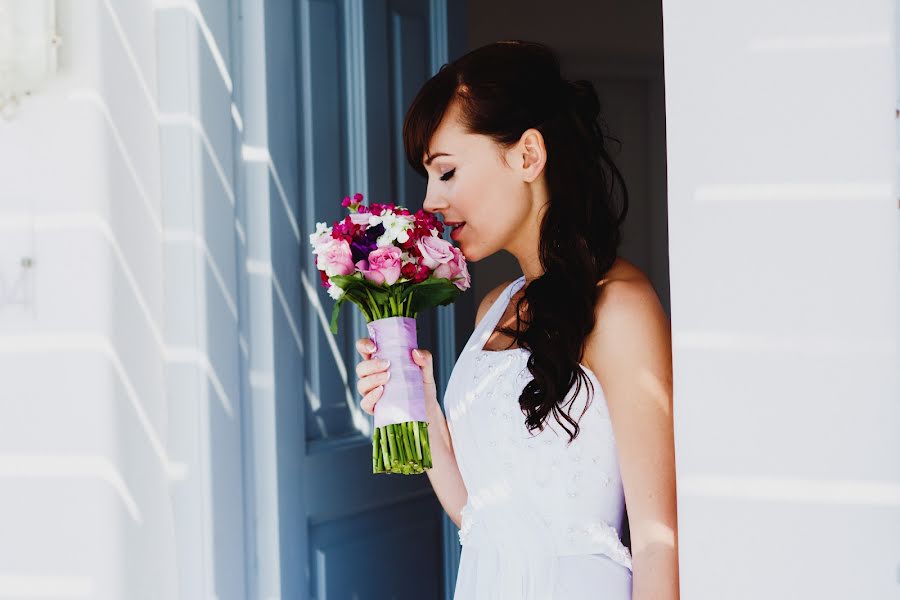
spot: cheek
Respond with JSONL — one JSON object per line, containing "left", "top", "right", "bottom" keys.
{"left": 456, "top": 171, "right": 505, "bottom": 223}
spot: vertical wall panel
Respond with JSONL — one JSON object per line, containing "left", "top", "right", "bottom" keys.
{"left": 301, "top": 0, "right": 358, "bottom": 442}
{"left": 662, "top": 1, "right": 900, "bottom": 598}
{"left": 156, "top": 1, "right": 249, "bottom": 599}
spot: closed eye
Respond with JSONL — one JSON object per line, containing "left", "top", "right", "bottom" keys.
{"left": 440, "top": 168, "right": 456, "bottom": 182}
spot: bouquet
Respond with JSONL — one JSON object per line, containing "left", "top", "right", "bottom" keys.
{"left": 309, "top": 193, "right": 471, "bottom": 475}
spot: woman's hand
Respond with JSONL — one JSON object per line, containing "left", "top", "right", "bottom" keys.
{"left": 354, "top": 338, "right": 438, "bottom": 415}
{"left": 354, "top": 337, "right": 390, "bottom": 416}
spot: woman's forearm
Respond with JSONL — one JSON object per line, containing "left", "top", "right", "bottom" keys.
{"left": 424, "top": 398, "right": 468, "bottom": 529}
{"left": 632, "top": 543, "right": 680, "bottom": 600}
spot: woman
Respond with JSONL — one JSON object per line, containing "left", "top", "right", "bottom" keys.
{"left": 354, "top": 40, "right": 679, "bottom": 599}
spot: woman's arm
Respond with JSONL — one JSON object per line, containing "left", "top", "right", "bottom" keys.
{"left": 418, "top": 380, "right": 467, "bottom": 529}
{"left": 356, "top": 341, "right": 467, "bottom": 528}
{"left": 584, "top": 276, "right": 680, "bottom": 600}
{"left": 412, "top": 279, "right": 513, "bottom": 529}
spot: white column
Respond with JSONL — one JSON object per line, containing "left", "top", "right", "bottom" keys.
{"left": 662, "top": 1, "right": 900, "bottom": 598}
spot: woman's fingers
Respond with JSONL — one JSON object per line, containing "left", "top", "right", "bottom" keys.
{"left": 356, "top": 367, "right": 391, "bottom": 397}
{"left": 354, "top": 340, "right": 437, "bottom": 413}
{"left": 410, "top": 348, "right": 435, "bottom": 385}
{"left": 355, "top": 356, "right": 390, "bottom": 379}
{"left": 355, "top": 337, "right": 376, "bottom": 360}
{"left": 360, "top": 384, "right": 383, "bottom": 415}
{"left": 355, "top": 336, "right": 390, "bottom": 411}
{"left": 410, "top": 348, "right": 438, "bottom": 405}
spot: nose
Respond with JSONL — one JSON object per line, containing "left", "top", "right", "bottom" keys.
{"left": 422, "top": 185, "right": 446, "bottom": 214}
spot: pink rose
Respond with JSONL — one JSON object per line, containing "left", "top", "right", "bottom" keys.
{"left": 416, "top": 235, "right": 455, "bottom": 270}
{"left": 435, "top": 246, "right": 471, "bottom": 290}
{"left": 316, "top": 238, "right": 355, "bottom": 277}
{"left": 358, "top": 246, "right": 402, "bottom": 286}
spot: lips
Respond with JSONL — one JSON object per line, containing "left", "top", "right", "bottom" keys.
{"left": 449, "top": 222, "right": 466, "bottom": 241}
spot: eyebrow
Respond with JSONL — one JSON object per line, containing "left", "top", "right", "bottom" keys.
{"left": 424, "top": 152, "right": 453, "bottom": 166}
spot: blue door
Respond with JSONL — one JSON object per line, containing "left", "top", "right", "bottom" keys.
{"left": 290, "top": 1, "right": 467, "bottom": 598}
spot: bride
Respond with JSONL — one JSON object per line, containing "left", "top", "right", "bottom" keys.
{"left": 354, "top": 40, "right": 679, "bottom": 600}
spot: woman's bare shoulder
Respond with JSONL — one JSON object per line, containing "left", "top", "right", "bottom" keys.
{"left": 596, "top": 256, "right": 648, "bottom": 289}
{"left": 474, "top": 279, "right": 516, "bottom": 328}
{"left": 587, "top": 257, "right": 668, "bottom": 365}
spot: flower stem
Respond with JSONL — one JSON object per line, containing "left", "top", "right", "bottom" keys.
{"left": 365, "top": 288, "right": 381, "bottom": 319}
{"left": 420, "top": 422, "right": 432, "bottom": 468}
{"left": 413, "top": 420, "right": 422, "bottom": 460}
{"left": 397, "top": 423, "right": 409, "bottom": 465}
{"left": 389, "top": 294, "right": 398, "bottom": 317}
{"left": 405, "top": 289, "right": 414, "bottom": 317}
{"left": 379, "top": 426, "right": 390, "bottom": 468}
{"left": 385, "top": 424, "right": 398, "bottom": 468}
{"left": 400, "top": 422, "right": 413, "bottom": 466}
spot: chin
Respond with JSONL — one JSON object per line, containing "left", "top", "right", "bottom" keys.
{"left": 458, "top": 243, "right": 489, "bottom": 263}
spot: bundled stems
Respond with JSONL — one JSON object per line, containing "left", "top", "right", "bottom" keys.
{"left": 364, "top": 288, "right": 427, "bottom": 475}
{"left": 372, "top": 421, "right": 433, "bottom": 475}
{"left": 351, "top": 286, "right": 418, "bottom": 325}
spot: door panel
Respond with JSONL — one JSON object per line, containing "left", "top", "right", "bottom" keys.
{"left": 294, "top": 1, "right": 457, "bottom": 598}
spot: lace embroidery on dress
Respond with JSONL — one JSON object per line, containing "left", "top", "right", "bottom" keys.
{"left": 584, "top": 520, "right": 633, "bottom": 571}
{"left": 458, "top": 503, "right": 475, "bottom": 545}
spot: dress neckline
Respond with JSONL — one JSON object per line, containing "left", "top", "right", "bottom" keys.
{"left": 477, "top": 275, "right": 527, "bottom": 353}
{"left": 474, "top": 275, "right": 603, "bottom": 387}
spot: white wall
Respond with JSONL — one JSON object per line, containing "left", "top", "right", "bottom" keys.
{"left": 662, "top": 1, "right": 900, "bottom": 598}
{"left": 0, "top": 1, "right": 254, "bottom": 598}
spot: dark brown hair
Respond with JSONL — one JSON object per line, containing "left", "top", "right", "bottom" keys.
{"left": 402, "top": 40, "right": 629, "bottom": 444}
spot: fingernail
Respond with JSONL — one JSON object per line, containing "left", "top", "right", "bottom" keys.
{"left": 377, "top": 385, "right": 384, "bottom": 393}
{"left": 412, "top": 349, "right": 421, "bottom": 358}
{"left": 380, "top": 359, "right": 391, "bottom": 369}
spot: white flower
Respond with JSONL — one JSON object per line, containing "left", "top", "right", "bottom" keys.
{"left": 327, "top": 284, "right": 345, "bottom": 300}
{"left": 348, "top": 212, "right": 371, "bottom": 226}
{"left": 309, "top": 222, "right": 332, "bottom": 251}
{"left": 372, "top": 213, "right": 415, "bottom": 247}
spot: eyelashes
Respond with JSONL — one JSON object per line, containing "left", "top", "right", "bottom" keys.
{"left": 440, "top": 168, "right": 456, "bottom": 182}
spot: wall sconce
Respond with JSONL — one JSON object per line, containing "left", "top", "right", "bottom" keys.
{"left": 0, "top": 0, "right": 60, "bottom": 119}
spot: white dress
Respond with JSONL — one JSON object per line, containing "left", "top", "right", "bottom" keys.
{"left": 444, "top": 275, "right": 633, "bottom": 600}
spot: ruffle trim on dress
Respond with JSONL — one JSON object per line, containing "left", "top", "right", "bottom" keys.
{"left": 458, "top": 502, "right": 475, "bottom": 545}
{"left": 458, "top": 503, "right": 632, "bottom": 573}
{"left": 584, "top": 520, "right": 633, "bottom": 572}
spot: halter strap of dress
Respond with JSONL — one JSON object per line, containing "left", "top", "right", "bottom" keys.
{"left": 466, "top": 275, "right": 525, "bottom": 351}
{"left": 469, "top": 275, "right": 526, "bottom": 349}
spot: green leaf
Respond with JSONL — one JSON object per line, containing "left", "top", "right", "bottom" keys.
{"left": 330, "top": 274, "right": 392, "bottom": 310}
{"left": 399, "top": 277, "right": 461, "bottom": 314}
{"left": 330, "top": 295, "right": 346, "bottom": 334}
{"left": 326, "top": 274, "right": 465, "bottom": 330}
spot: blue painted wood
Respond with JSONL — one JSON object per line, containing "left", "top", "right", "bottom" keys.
{"left": 235, "top": 0, "right": 463, "bottom": 596}
{"left": 292, "top": 0, "right": 463, "bottom": 598}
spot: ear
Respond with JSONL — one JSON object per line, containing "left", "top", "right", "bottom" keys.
{"left": 515, "top": 128, "right": 547, "bottom": 183}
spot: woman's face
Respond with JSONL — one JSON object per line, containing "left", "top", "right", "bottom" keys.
{"left": 421, "top": 100, "right": 543, "bottom": 262}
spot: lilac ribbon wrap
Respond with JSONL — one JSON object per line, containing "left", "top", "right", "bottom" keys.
{"left": 366, "top": 316, "right": 428, "bottom": 429}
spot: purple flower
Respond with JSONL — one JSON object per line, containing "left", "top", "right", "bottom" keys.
{"left": 350, "top": 235, "right": 378, "bottom": 264}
